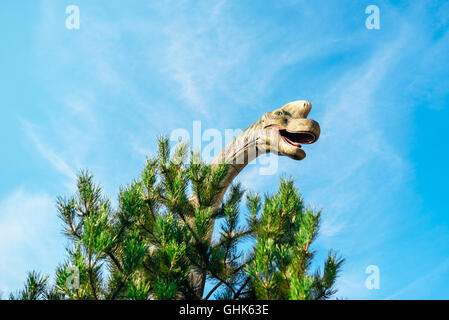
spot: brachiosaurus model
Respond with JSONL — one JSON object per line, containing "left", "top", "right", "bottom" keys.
{"left": 191, "top": 100, "right": 321, "bottom": 297}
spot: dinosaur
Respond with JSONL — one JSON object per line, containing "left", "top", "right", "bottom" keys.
{"left": 210, "top": 100, "right": 320, "bottom": 212}
{"left": 191, "top": 100, "right": 321, "bottom": 297}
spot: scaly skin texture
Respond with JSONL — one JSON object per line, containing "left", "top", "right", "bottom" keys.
{"left": 192, "top": 100, "right": 320, "bottom": 297}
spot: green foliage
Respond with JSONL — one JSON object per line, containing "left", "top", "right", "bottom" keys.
{"left": 245, "top": 179, "right": 344, "bottom": 299}
{"left": 12, "top": 136, "right": 343, "bottom": 300}
{"left": 9, "top": 271, "right": 49, "bottom": 300}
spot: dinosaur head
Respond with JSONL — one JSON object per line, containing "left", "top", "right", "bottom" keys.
{"left": 259, "top": 100, "right": 320, "bottom": 160}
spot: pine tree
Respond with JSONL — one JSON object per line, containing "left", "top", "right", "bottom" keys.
{"left": 10, "top": 137, "right": 343, "bottom": 300}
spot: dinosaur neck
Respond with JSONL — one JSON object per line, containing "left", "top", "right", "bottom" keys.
{"left": 210, "top": 120, "right": 265, "bottom": 210}
{"left": 190, "top": 120, "right": 266, "bottom": 298}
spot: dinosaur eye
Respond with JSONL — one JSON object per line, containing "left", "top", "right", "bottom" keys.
{"left": 275, "top": 111, "right": 282, "bottom": 116}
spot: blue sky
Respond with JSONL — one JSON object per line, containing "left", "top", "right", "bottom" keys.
{"left": 1, "top": 0, "right": 448, "bottom": 299}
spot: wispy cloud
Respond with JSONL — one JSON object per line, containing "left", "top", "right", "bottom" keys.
{"left": 156, "top": 1, "right": 341, "bottom": 119}
{"left": 312, "top": 36, "right": 410, "bottom": 240}
{"left": 21, "top": 120, "right": 77, "bottom": 183}
{"left": 385, "top": 258, "right": 449, "bottom": 300}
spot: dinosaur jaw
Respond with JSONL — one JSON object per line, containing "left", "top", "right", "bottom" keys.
{"left": 276, "top": 128, "right": 318, "bottom": 160}
{"left": 279, "top": 130, "right": 316, "bottom": 148}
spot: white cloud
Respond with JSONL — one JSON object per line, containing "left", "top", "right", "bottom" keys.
{"left": 0, "top": 189, "right": 65, "bottom": 295}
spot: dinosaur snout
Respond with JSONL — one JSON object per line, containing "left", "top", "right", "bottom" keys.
{"left": 281, "top": 100, "right": 312, "bottom": 118}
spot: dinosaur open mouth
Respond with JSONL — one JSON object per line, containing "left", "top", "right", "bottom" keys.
{"left": 279, "top": 130, "right": 316, "bottom": 148}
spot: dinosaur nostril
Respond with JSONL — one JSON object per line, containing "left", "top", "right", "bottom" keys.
{"left": 302, "top": 101, "right": 312, "bottom": 117}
